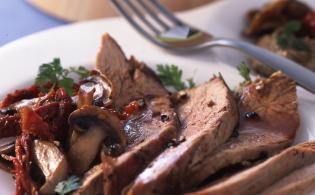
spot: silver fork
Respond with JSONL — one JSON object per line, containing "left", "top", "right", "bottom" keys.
{"left": 110, "top": 0, "right": 315, "bottom": 93}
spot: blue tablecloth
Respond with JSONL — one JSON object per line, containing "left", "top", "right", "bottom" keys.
{"left": 0, "top": 0, "right": 66, "bottom": 46}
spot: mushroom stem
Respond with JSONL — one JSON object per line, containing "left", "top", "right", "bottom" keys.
{"left": 67, "top": 126, "right": 106, "bottom": 174}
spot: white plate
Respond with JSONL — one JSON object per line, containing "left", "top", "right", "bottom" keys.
{"left": 1, "top": 0, "right": 315, "bottom": 194}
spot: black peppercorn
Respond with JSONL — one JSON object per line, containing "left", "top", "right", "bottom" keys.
{"left": 160, "top": 114, "right": 169, "bottom": 122}
{"left": 245, "top": 111, "right": 259, "bottom": 119}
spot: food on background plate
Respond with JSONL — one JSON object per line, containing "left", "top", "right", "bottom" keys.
{"left": 0, "top": 33, "right": 311, "bottom": 195}
{"left": 244, "top": 0, "right": 315, "bottom": 76}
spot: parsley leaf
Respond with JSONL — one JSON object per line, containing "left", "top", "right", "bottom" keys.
{"left": 237, "top": 62, "right": 252, "bottom": 88}
{"left": 58, "top": 77, "right": 75, "bottom": 95}
{"left": 291, "top": 38, "right": 310, "bottom": 51}
{"left": 284, "top": 20, "right": 301, "bottom": 33}
{"left": 237, "top": 62, "right": 251, "bottom": 82}
{"left": 35, "top": 58, "right": 89, "bottom": 95}
{"left": 276, "top": 20, "right": 310, "bottom": 51}
{"left": 157, "top": 64, "right": 184, "bottom": 90}
{"left": 156, "top": 64, "right": 195, "bottom": 91}
{"left": 55, "top": 175, "right": 81, "bottom": 195}
{"left": 69, "top": 66, "right": 90, "bottom": 80}
{"left": 35, "top": 58, "right": 62, "bottom": 86}
{"left": 186, "top": 78, "right": 196, "bottom": 88}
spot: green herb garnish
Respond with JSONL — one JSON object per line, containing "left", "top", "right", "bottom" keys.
{"left": 156, "top": 64, "right": 195, "bottom": 91}
{"left": 276, "top": 20, "right": 310, "bottom": 51}
{"left": 55, "top": 175, "right": 81, "bottom": 195}
{"left": 69, "top": 66, "right": 90, "bottom": 79}
{"left": 186, "top": 78, "right": 196, "bottom": 88}
{"left": 35, "top": 58, "right": 89, "bottom": 95}
{"left": 237, "top": 62, "right": 251, "bottom": 82}
{"left": 237, "top": 62, "right": 252, "bottom": 88}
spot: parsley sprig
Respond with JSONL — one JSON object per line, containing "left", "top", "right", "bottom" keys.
{"left": 276, "top": 20, "right": 310, "bottom": 51}
{"left": 35, "top": 58, "right": 89, "bottom": 95}
{"left": 186, "top": 78, "right": 196, "bottom": 88}
{"left": 69, "top": 66, "right": 90, "bottom": 79}
{"left": 237, "top": 62, "right": 252, "bottom": 88}
{"left": 156, "top": 64, "right": 195, "bottom": 91}
{"left": 55, "top": 175, "right": 81, "bottom": 195}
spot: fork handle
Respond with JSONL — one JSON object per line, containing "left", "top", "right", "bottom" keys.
{"left": 210, "top": 38, "right": 315, "bottom": 94}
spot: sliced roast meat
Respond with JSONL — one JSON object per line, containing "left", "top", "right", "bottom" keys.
{"left": 188, "top": 141, "right": 315, "bottom": 195}
{"left": 96, "top": 34, "right": 166, "bottom": 111}
{"left": 96, "top": 34, "right": 178, "bottom": 195}
{"left": 73, "top": 164, "right": 103, "bottom": 195}
{"left": 127, "top": 76, "right": 238, "bottom": 195}
{"left": 182, "top": 71, "right": 299, "bottom": 192}
{"left": 260, "top": 163, "right": 315, "bottom": 195}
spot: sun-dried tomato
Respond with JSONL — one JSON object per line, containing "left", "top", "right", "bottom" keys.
{"left": 0, "top": 85, "right": 39, "bottom": 108}
{"left": 35, "top": 102, "right": 59, "bottom": 121}
{"left": 0, "top": 115, "right": 20, "bottom": 138}
{"left": 49, "top": 88, "right": 74, "bottom": 144}
{"left": 122, "top": 100, "right": 144, "bottom": 119}
{"left": 13, "top": 135, "right": 37, "bottom": 195}
{"left": 303, "top": 11, "right": 315, "bottom": 37}
{"left": 20, "top": 107, "right": 53, "bottom": 140}
{"left": 104, "top": 100, "right": 145, "bottom": 120}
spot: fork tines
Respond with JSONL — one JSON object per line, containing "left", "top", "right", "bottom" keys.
{"left": 110, "top": 0, "right": 184, "bottom": 38}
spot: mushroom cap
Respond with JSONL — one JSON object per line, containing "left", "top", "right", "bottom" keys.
{"left": 67, "top": 106, "right": 127, "bottom": 174}
{"left": 69, "top": 106, "right": 126, "bottom": 148}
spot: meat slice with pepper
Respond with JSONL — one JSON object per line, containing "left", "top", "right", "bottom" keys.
{"left": 127, "top": 76, "right": 238, "bottom": 195}
{"left": 184, "top": 71, "right": 299, "bottom": 194}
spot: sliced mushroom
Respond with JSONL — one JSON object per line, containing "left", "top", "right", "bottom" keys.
{"left": 68, "top": 106, "right": 126, "bottom": 174}
{"left": 78, "top": 70, "right": 112, "bottom": 107}
{"left": 32, "top": 140, "right": 69, "bottom": 194}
